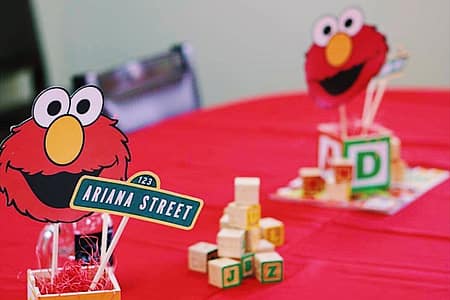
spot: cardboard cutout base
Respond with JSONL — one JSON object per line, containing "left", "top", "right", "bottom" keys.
{"left": 271, "top": 167, "right": 449, "bottom": 215}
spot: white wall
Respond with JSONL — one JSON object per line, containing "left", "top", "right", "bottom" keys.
{"left": 32, "top": 0, "right": 450, "bottom": 107}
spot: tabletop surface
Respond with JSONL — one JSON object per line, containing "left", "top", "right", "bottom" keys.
{"left": 1, "top": 89, "right": 449, "bottom": 299}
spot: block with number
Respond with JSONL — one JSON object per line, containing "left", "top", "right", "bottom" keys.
{"left": 208, "top": 258, "right": 242, "bottom": 288}
{"left": 259, "top": 217, "right": 285, "bottom": 246}
{"left": 227, "top": 202, "right": 261, "bottom": 229}
{"left": 245, "top": 226, "right": 261, "bottom": 252}
{"left": 217, "top": 228, "right": 246, "bottom": 258}
{"left": 234, "top": 177, "right": 260, "bottom": 205}
{"left": 255, "top": 252, "right": 283, "bottom": 283}
{"left": 241, "top": 252, "right": 255, "bottom": 278}
{"left": 188, "top": 242, "right": 218, "bottom": 273}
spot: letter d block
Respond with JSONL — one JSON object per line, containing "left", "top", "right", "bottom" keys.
{"left": 255, "top": 252, "right": 283, "bottom": 283}
{"left": 208, "top": 258, "right": 242, "bottom": 288}
{"left": 344, "top": 136, "right": 390, "bottom": 191}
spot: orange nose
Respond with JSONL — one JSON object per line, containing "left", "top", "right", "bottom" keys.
{"left": 325, "top": 33, "right": 353, "bottom": 67}
{"left": 45, "top": 115, "right": 84, "bottom": 165}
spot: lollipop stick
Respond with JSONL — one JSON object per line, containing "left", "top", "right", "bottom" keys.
{"left": 365, "top": 78, "right": 388, "bottom": 130}
{"left": 90, "top": 216, "right": 129, "bottom": 290}
{"left": 362, "top": 79, "right": 377, "bottom": 131}
{"left": 51, "top": 223, "right": 59, "bottom": 284}
{"left": 339, "top": 104, "right": 348, "bottom": 139}
{"left": 100, "top": 213, "right": 108, "bottom": 265}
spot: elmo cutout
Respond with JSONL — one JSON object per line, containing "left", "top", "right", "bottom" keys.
{"left": 305, "top": 7, "right": 388, "bottom": 108}
{"left": 0, "top": 86, "right": 130, "bottom": 223}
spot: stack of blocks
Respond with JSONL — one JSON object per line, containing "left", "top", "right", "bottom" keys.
{"left": 188, "top": 177, "right": 284, "bottom": 288}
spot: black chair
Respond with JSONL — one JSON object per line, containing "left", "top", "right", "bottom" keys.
{"left": 72, "top": 43, "right": 201, "bottom": 132}
{"left": 0, "top": 0, "right": 47, "bottom": 139}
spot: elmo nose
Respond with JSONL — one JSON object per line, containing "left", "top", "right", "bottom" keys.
{"left": 45, "top": 115, "right": 84, "bottom": 165}
{"left": 325, "top": 33, "right": 353, "bottom": 67}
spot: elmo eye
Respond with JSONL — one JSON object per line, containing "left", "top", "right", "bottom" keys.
{"left": 312, "top": 16, "right": 338, "bottom": 47}
{"left": 69, "top": 86, "right": 103, "bottom": 126}
{"left": 32, "top": 87, "right": 70, "bottom": 128}
{"left": 339, "top": 7, "right": 364, "bottom": 36}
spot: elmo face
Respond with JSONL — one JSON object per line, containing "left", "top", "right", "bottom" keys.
{"left": 0, "top": 86, "right": 130, "bottom": 223}
{"left": 305, "top": 8, "right": 388, "bottom": 108}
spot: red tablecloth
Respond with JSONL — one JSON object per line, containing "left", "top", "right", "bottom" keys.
{"left": 1, "top": 89, "right": 449, "bottom": 299}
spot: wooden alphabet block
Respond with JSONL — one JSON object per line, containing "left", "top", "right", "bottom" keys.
{"left": 188, "top": 242, "right": 218, "bottom": 273}
{"left": 299, "top": 167, "right": 325, "bottom": 197}
{"left": 208, "top": 258, "right": 242, "bottom": 288}
{"left": 390, "top": 136, "right": 401, "bottom": 161}
{"left": 318, "top": 123, "right": 391, "bottom": 192}
{"left": 217, "top": 228, "right": 246, "bottom": 258}
{"left": 227, "top": 202, "right": 261, "bottom": 229}
{"left": 254, "top": 252, "right": 283, "bottom": 283}
{"left": 259, "top": 217, "right": 285, "bottom": 246}
{"left": 391, "top": 159, "right": 406, "bottom": 183}
{"left": 255, "top": 239, "right": 275, "bottom": 253}
{"left": 234, "top": 177, "right": 260, "bottom": 205}
{"left": 241, "top": 252, "right": 255, "bottom": 278}
{"left": 245, "top": 226, "right": 261, "bottom": 252}
{"left": 220, "top": 214, "right": 231, "bottom": 229}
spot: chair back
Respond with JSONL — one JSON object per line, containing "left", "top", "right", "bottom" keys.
{"left": 73, "top": 43, "right": 201, "bottom": 132}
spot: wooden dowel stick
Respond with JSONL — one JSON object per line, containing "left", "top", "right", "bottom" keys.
{"left": 339, "top": 104, "right": 348, "bottom": 139}
{"left": 51, "top": 223, "right": 59, "bottom": 284}
{"left": 365, "top": 78, "right": 388, "bottom": 129}
{"left": 90, "top": 216, "right": 129, "bottom": 290}
{"left": 362, "top": 79, "right": 377, "bottom": 127}
{"left": 100, "top": 213, "right": 108, "bottom": 265}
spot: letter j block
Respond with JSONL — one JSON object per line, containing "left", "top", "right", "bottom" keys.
{"left": 208, "top": 258, "right": 242, "bottom": 288}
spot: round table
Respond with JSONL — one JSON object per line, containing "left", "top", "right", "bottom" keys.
{"left": 1, "top": 89, "right": 449, "bottom": 299}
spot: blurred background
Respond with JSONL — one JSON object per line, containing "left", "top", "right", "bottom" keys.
{"left": 1, "top": 0, "right": 449, "bottom": 134}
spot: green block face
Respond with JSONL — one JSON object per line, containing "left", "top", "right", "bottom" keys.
{"left": 221, "top": 264, "right": 242, "bottom": 288}
{"left": 261, "top": 261, "right": 283, "bottom": 283}
{"left": 241, "top": 253, "right": 254, "bottom": 278}
{"left": 344, "top": 136, "right": 390, "bottom": 192}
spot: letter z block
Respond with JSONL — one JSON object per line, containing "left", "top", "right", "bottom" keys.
{"left": 255, "top": 252, "right": 283, "bottom": 283}
{"left": 208, "top": 258, "right": 242, "bottom": 288}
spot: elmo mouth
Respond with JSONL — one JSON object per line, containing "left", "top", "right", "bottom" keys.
{"left": 20, "top": 169, "right": 102, "bottom": 208}
{"left": 319, "top": 63, "right": 364, "bottom": 95}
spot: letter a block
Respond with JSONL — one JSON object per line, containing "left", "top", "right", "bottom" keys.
{"left": 318, "top": 123, "right": 391, "bottom": 192}
{"left": 255, "top": 252, "right": 283, "bottom": 283}
{"left": 188, "top": 242, "right": 218, "bottom": 273}
{"left": 208, "top": 258, "right": 242, "bottom": 288}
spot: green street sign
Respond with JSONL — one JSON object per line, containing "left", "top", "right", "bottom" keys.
{"left": 70, "top": 171, "right": 203, "bottom": 230}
